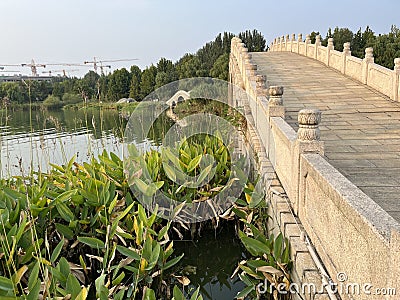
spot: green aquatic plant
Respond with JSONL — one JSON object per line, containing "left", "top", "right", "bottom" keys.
{"left": 232, "top": 191, "right": 292, "bottom": 300}
{"left": 0, "top": 152, "right": 183, "bottom": 299}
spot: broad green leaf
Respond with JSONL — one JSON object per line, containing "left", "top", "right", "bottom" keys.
{"left": 116, "top": 245, "right": 140, "bottom": 260}
{"left": 56, "top": 201, "right": 75, "bottom": 222}
{"left": 27, "top": 280, "right": 41, "bottom": 300}
{"left": 173, "top": 285, "right": 185, "bottom": 300}
{"left": 142, "top": 286, "right": 156, "bottom": 300}
{"left": 66, "top": 274, "right": 81, "bottom": 299}
{"left": 0, "top": 276, "right": 13, "bottom": 291}
{"left": 74, "top": 286, "right": 88, "bottom": 300}
{"left": 77, "top": 237, "right": 105, "bottom": 249}
{"left": 146, "top": 243, "right": 160, "bottom": 270}
{"left": 187, "top": 154, "right": 202, "bottom": 173}
{"left": 240, "top": 234, "right": 270, "bottom": 257}
{"left": 51, "top": 238, "right": 65, "bottom": 263}
{"left": 55, "top": 223, "right": 74, "bottom": 239}
{"left": 273, "top": 233, "right": 283, "bottom": 260}
{"left": 162, "top": 254, "right": 184, "bottom": 271}
{"left": 195, "top": 164, "right": 214, "bottom": 185}
{"left": 190, "top": 287, "right": 201, "bottom": 300}
{"left": 235, "top": 285, "right": 254, "bottom": 299}
{"left": 28, "top": 261, "right": 39, "bottom": 291}
{"left": 163, "top": 162, "right": 176, "bottom": 182}
{"left": 111, "top": 272, "right": 125, "bottom": 286}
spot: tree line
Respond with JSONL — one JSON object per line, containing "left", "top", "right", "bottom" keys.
{"left": 310, "top": 25, "right": 400, "bottom": 69}
{"left": 0, "top": 30, "right": 266, "bottom": 105}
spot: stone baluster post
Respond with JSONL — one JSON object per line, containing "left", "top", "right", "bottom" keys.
{"left": 362, "top": 47, "right": 374, "bottom": 84}
{"left": 326, "top": 38, "right": 334, "bottom": 66}
{"left": 256, "top": 75, "right": 267, "bottom": 96}
{"left": 285, "top": 34, "right": 290, "bottom": 51}
{"left": 305, "top": 34, "right": 311, "bottom": 56}
{"left": 393, "top": 58, "right": 400, "bottom": 101}
{"left": 294, "top": 109, "right": 324, "bottom": 214}
{"left": 297, "top": 33, "right": 303, "bottom": 54}
{"left": 297, "top": 109, "right": 322, "bottom": 142}
{"left": 342, "top": 42, "right": 351, "bottom": 74}
{"left": 315, "top": 35, "right": 321, "bottom": 60}
{"left": 267, "top": 86, "right": 285, "bottom": 118}
{"left": 291, "top": 33, "right": 296, "bottom": 52}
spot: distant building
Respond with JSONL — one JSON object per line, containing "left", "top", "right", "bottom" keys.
{"left": 0, "top": 75, "right": 53, "bottom": 82}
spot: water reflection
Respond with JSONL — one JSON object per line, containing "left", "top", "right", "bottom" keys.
{"left": 0, "top": 107, "right": 172, "bottom": 177}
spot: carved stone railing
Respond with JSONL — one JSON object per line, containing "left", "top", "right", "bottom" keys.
{"left": 229, "top": 36, "right": 400, "bottom": 300}
{"left": 270, "top": 34, "right": 400, "bottom": 101}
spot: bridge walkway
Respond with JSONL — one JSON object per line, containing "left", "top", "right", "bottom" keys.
{"left": 252, "top": 51, "right": 400, "bottom": 222}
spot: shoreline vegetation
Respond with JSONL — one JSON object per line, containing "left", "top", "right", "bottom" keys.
{"left": 0, "top": 132, "right": 291, "bottom": 299}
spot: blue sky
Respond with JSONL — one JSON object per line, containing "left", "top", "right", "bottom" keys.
{"left": 0, "top": 0, "right": 399, "bottom": 77}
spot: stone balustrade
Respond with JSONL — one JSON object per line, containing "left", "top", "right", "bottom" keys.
{"left": 229, "top": 36, "right": 400, "bottom": 300}
{"left": 270, "top": 33, "right": 400, "bottom": 101}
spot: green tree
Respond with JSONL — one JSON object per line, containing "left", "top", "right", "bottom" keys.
{"left": 107, "top": 68, "right": 131, "bottom": 101}
{"left": 0, "top": 82, "right": 25, "bottom": 103}
{"left": 310, "top": 31, "right": 320, "bottom": 44}
{"left": 155, "top": 58, "right": 177, "bottom": 88}
{"left": 129, "top": 65, "right": 142, "bottom": 100}
{"left": 331, "top": 27, "right": 354, "bottom": 51}
{"left": 210, "top": 53, "right": 229, "bottom": 80}
{"left": 140, "top": 65, "right": 157, "bottom": 99}
{"left": 79, "top": 71, "right": 100, "bottom": 100}
{"left": 238, "top": 29, "right": 266, "bottom": 52}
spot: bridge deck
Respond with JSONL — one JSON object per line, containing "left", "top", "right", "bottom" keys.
{"left": 252, "top": 51, "right": 400, "bottom": 222}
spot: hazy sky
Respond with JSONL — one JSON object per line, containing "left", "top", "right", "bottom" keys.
{"left": 0, "top": 0, "right": 399, "bottom": 77}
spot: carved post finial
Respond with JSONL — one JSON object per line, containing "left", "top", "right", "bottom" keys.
{"left": 256, "top": 75, "right": 267, "bottom": 95}
{"left": 365, "top": 47, "right": 374, "bottom": 62}
{"left": 315, "top": 35, "right": 321, "bottom": 45}
{"left": 291, "top": 33, "right": 296, "bottom": 41}
{"left": 297, "top": 109, "right": 321, "bottom": 141}
{"left": 298, "top": 33, "right": 303, "bottom": 42}
{"left": 327, "top": 38, "right": 334, "bottom": 50}
{"left": 305, "top": 34, "right": 311, "bottom": 44}
{"left": 343, "top": 42, "right": 351, "bottom": 55}
{"left": 268, "top": 86, "right": 284, "bottom": 106}
{"left": 394, "top": 58, "right": 400, "bottom": 72}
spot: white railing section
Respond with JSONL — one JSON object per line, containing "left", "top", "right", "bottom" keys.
{"left": 229, "top": 36, "right": 400, "bottom": 300}
{"left": 270, "top": 34, "right": 400, "bottom": 101}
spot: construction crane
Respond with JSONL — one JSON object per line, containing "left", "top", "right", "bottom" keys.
{"left": 84, "top": 57, "right": 138, "bottom": 75}
{"left": 42, "top": 69, "right": 80, "bottom": 77}
{"left": 21, "top": 59, "right": 46, "bottom": 76}
{"left": 1, "top": 60, "right": 89, "bottom": 77}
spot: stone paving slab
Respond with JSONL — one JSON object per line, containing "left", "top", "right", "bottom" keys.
{"left": 252, "top": 51, "right": 400, "bottom": 222}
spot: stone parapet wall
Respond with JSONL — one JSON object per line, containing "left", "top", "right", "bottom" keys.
{"left": 229, "top": 36, "right": 400, "bottom": 300}
{"left": 270, "top": 34, "right": 400, "bottom": 101}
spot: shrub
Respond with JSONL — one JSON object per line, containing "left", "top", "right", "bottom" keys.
{"left": 43, "top": 94, "right": 62, "bottom": 109}
{"left": 62, "top": 93, "right": 82, "bottom": 105}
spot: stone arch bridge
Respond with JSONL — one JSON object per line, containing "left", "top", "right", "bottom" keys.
{"left": 229, "top": 33, "right": 400, "bottom": 300}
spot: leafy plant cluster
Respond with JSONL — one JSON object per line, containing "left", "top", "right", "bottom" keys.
{"left": 0, "top": 152, "right": 186, "bottom": 299}
{"left": 232, "top": 194, "right": 292, "bottom": 300}
{"left": 0, "top": 134, "right": 291, "bottom": 299}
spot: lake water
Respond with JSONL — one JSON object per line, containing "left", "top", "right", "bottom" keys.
{"left": 0, "top": 106, "right": 246, "bottom": 299}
